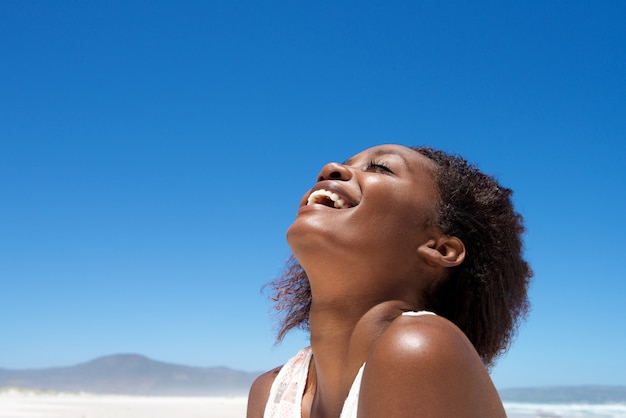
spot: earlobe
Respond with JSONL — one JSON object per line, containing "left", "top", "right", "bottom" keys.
{"left": 418, "top": 237, "right": 466, "bottom": 268}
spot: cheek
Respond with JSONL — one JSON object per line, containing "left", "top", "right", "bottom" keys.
{"left": 358, "top": 195, "right": 428, "bottom": 248}
{"left": 362, "top": 179, "right": 432, "bottom": 229}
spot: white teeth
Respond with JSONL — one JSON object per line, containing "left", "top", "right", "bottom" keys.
{"left": 307, "top": 189, "right": 346, "bottom": 208}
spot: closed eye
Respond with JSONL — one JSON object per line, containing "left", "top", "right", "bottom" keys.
{"left": 366, "top": 160, "right": 393, "bottom": 174}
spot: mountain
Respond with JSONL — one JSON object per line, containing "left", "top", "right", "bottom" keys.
{"left": 0, "top": 354, "right": 261, "bottom": 396}
{"left": 4, "top": 356, "right": 624, "bottom": 403}
{"left": 499, "top": 386, "right": 626, "bottom": 404}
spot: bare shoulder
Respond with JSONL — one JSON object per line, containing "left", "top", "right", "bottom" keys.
{"left": 246, "top": 366, "right": 281, "bottom": 418}
{"left": 359, "top": 314, "right": 506, "bottom": 418}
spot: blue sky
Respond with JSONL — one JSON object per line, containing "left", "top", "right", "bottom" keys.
{"left": 1, "top": 1, "right": 624, "bottom": 390}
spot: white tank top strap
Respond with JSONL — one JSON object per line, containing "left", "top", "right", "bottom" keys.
{"left": 401, "top": 310, "right": 436, "bottom": 317}
{"left": 264, "top": 347, "right": 312, "bottom": 418}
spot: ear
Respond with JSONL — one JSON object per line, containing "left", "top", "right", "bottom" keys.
{"left": 417, "top": 236, "right": 466, "bottom": 268}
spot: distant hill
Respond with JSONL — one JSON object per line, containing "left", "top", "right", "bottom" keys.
{"left": 499, "top": 386, "right": 626, "bottom": 404}
{"left": 0, "top": 354, "right": 261, "bottom": 396}
{"left": 3, "top": 356, "right": 624, "bottom": 403}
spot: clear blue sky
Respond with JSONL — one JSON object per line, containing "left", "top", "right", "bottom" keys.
{"left": 1, "top": 1, "right": 624, "bottom": 390}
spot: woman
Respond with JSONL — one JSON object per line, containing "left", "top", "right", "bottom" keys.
{"left": 247, "top": 144, "right": 532, "bottom": 418}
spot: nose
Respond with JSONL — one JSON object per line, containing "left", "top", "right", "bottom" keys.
{"left": 317, "top": 162, "right": 352, "bottom": 182}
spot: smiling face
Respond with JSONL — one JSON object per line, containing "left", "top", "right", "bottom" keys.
{"left": 287, "top": 144, "right": 446, "bottom": 303}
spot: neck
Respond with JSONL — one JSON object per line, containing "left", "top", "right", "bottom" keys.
{"left": 305, "top": 298, "right": 413, "bottom": 418}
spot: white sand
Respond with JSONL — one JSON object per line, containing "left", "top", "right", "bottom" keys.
{"left": 2, "top": 392, "right": 626, "bottom": 418}
{"left": 0, "top": 391, "right": 247, "bottom": 418}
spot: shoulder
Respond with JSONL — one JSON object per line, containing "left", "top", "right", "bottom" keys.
{"left": 246, "top": 366, "right": 281, "bottom": 418}
{"left": 371, "top": 313, "right": 479, "bottom": 368}
{"left": 359, "top": 313, "right": 506, "bottom": 418}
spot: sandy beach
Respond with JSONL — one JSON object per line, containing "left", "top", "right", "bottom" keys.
{"left": 0, "top": 392, "right": 247, "bottom": 418}
{"left": 2, "top": 391, "right": 626, "bottom": 418}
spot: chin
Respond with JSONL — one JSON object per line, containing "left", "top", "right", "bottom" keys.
{"left": 286, "top": 214, "right": 329, "bottom": 250}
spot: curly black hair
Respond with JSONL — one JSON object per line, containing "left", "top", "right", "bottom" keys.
{"left": 267, "top": 146, "right": 532, "bottom": 367}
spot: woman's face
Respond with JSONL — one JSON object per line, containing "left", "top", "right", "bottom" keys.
{"left": 287, "top": 144, "right": 442, "bottom": 295}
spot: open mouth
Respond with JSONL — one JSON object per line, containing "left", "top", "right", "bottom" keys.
{"left": 306, "top": 189, "right": 349, "bottom": 209}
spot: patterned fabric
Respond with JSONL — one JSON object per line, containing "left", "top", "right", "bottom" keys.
{"left": 263, "top": 347, "right": 312, "bottom": 418}
{"left": 263, "top": 311, "right": 435, "bottom": 417}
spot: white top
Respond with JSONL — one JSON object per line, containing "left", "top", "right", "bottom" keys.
{"left": 263, "top": 311, "right": 435, "bottom": 418}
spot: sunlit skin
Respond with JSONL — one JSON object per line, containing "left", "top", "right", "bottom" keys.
{"left": 248, "top": 145, "right": 506, "bottom": 418}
